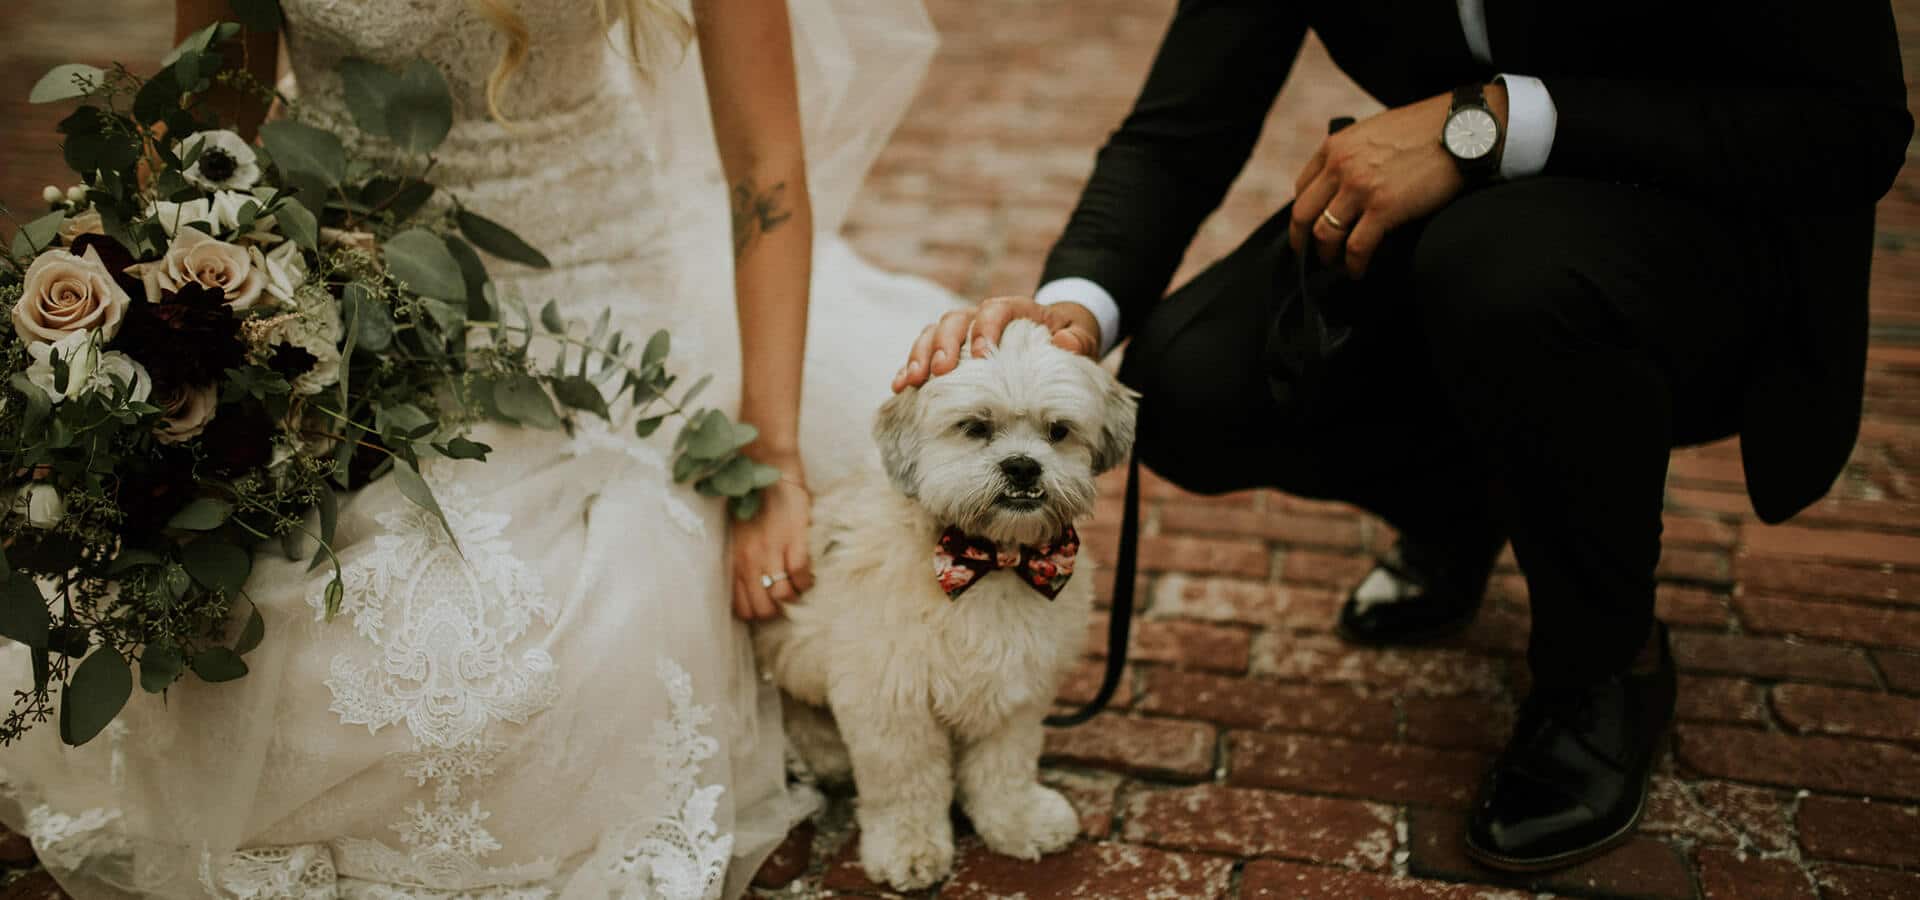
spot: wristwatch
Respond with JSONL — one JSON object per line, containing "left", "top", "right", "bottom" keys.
{"left": 1441, "top": 83, "right": 1503, "bottom": 185}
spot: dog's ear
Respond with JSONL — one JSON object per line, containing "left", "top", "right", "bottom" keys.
{"left": 873, "top": 386, "right": 925, "bottom": 496}
{"left": 1088, "top": 373, "right": 1140, "bottom": 475}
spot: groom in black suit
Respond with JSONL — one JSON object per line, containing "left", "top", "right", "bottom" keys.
{"left": 897, "top": 0, "right": 1911, "bottom": 871}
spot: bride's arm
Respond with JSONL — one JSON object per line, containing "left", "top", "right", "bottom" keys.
{"left": 175, "top": 0, "right": 280, "bottom": 140}
{"left": 694, "top": 0, "right": 817, "bottom": 621}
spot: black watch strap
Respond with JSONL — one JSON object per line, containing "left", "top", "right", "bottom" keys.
{"left": 1445, "top": 82, "right": 1501, "bottom": 184}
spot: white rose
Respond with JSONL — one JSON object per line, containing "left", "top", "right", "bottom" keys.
{"left": 11, "top": 245, "right": 132, "bottom": 343}
{"left": 147, "top": 197, "right": 215, "bottom": 238}
{"left": 210, "top": 190, "right": 279, "bottom": 243}
{"left": 92, "top": 352, "right": 153, "bottom": 404}
{"left": 12, "top": 485, "right": 65, "bottom": 530}
{"left": 131, "top": 225, "right": 268, "bottom": 310}
{"left": 25, "top": 331, "right": 100, "bottom": 404}
{"left": 250, "top": 240, "right": 309, "bottom": 307}
{"left": 179, "top": 129, "right": 261, "bottom": 192}
{"left": 153, "top": 382, "right": 219, "bottom": 444}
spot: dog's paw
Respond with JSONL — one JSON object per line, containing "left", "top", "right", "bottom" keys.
{"left": 857, "top": 809, "right": 955, "bottom": 891}
{"left": 970, "top": 784, "right": 1080, "bottom": 860}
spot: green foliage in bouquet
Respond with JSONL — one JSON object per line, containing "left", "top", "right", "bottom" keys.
{"left": 0, "top": 8, "right": 777, "bottom": 746}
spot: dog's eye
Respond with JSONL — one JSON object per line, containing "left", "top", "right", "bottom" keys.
{"left": 1047, "top": 421, "right": 1072, "bottom": 443}
{"left": 960, "top": 419, "right": 992, "bottom": 440}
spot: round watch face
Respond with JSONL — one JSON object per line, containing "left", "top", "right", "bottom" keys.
{"left": 1445, "top": 107, "right": 1499, "bottom": 161}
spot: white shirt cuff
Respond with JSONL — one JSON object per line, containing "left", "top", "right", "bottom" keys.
{"left": 1495, "top": 74, "right": 1556, "bottom": 179}
{"left": 1035, "top": 277, "right": 1122, "bottom": 356}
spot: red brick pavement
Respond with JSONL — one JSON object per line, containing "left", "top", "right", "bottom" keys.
{"left": 4, "top": 1, "right": 1920, "bottom": 898}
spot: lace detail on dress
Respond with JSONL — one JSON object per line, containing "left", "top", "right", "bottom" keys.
{"left": 25, "top": 806, "right": 128, "bottom": 872}
{"left": 207, "top": 845, "right": 340, "bottom": 900}
{"left": 600, "top": 660, "right": 734, "bottom": 900}
{"left": 304, "top": 473, "right": 563, "bottom": 892}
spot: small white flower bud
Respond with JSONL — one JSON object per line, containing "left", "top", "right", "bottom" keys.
{"left": 41, "top": 185, "right": 63, "bottom": 205}
{"left": 66, "top": 185, "right": 87, "bottom": 205}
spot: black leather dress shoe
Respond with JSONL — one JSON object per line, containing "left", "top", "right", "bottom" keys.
{"left": 1464, "top": 624, "right": 1677, "bottom": 872}
{"left": 1335, "top": 533, "right": 1502, "bottom": 646}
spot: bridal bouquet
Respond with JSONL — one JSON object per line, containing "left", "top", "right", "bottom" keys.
{"left": 0, "top": 15, "right": 776, "bottom": 746}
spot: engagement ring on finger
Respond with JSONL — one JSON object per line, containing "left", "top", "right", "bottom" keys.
{"left": 761, "top": 572, "right": 790, "bottom": 590}
{"left": 1320, "top": 209, "right": 1347, "bottom": 230}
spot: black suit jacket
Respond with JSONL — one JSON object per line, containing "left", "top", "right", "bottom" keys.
{"left": 1042, "top": 0, "right": 1911, "bottom": 523}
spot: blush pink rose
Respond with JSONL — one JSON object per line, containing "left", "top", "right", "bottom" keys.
{"left": 137, "top": 225, "right": 267, "bottom": 310}
{"left": 11, "top": 246, "right": 132, "bottom": 344}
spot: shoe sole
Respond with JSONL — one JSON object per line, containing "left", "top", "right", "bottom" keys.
{"left": 1333, "top": 612, "right": 1476, "bottom": 648}
{"left": 1459, "top": 732, "right": 1666, "bottom": 874}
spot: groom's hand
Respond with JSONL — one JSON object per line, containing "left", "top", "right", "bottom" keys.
{"left": 892, "top": 297, "right": 1101, "bottom": 392}
{"left": 1289, "top": 84, "right": 1507, "bottom": 278}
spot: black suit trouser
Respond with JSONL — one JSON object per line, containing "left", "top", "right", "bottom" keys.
{"left": 1121, "top": 177, "right": 1771, "bottom": 692}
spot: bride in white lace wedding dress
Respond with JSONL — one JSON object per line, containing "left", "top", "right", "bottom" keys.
{"left": 0, "top": 1, "right": 953, "bottom": 897}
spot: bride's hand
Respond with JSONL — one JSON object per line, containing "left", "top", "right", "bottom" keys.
{"left": 729, "top": 453, "right": 815, "bottom": 621}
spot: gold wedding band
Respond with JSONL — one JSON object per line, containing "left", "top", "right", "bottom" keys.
{"left": 760, "top": 573, "right": 789, "bottom": 590}
{"left": 1319, "top": 209, "right": 1347, "bottom": 230}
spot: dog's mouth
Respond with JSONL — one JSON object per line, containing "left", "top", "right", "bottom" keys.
{"left": 995, "top": 486, "right": 1047, "bottom": 510}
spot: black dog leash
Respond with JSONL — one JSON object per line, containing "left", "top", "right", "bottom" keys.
{"left": 1045, "top": 449, "right": 1140, "bottom": 727}
{"left": 1046, "top": 116, "right": 1353, "bottom": 729}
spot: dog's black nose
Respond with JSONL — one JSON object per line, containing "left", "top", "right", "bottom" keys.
{"left": 999, "top": 455, "right": 1042, "bottom": 487}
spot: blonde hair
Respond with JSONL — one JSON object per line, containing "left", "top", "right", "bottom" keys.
{"left": 468, "top": 0, "right": 692, "bottom": 120}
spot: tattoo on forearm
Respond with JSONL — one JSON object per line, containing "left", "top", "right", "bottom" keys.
{"left": 731, "top": 177, "right": 793, "bottom": 259}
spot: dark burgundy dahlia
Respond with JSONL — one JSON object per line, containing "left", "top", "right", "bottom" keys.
{"left": 116, "top": 283, "right": 244, "bottom": 388}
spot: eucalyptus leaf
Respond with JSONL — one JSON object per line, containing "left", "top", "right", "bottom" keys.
{"left": 492, "top": 375, "right": 563, "bottom": 430}
{"left": 60, "top": 647, "right": 132, "bottom": 746}
{"left": 552, "top": 376, "right": 610, "bottom": 419}
{"left": 235, "top": 604, "right": 265, "bottom": 655}
{"left": 634, "top": 415, "right": 665, "bottom": 438}
{"left": 359, "top": 177, "right": 434, "bottom": 222}
{"left": 383, "top": 229, "right": 466, "bottom": 301}
{"left": 385, "top": 60, "right": 455, "bottom": 155}
{"left": 139, "top": 643, "right": 183, "bottom": 693}
{"left": 167, "top": 497, "right": 232, "bottom": 531}
{"left": 29, "top": 64, "right": 106, "bottom": 104}
{"left": 679, "top": 373, "right": 713, "bottom": 408}
{"left": 390, "top": 459, "right": 458, "bottom": 545}
{"left": 437, "top": 436, "right": 492, "bottom": 461}
{"left": 11, "top": 210, "right": 67, "bottom": 259}
{"left": 190, "top": 647, "right": 249, "bottom": 683}
{"left": 539, "top": 300, "right": 565, "bottom": 334}
{"left": 443, "top": 235, "right": 493, "bottom": 319}
{"left": 642, "top": 330, "right": 670, "bottom": 369}
{"left": 182, "top": 540, "right": 252, "bottom": 597}
{"left": 344, "top": 283, "right": 394, "bottom": 352}
{"left": 456, "top": 207, "right": 551, "bottom": 269}
{"left": 705, "top": 455, "right": 760, "bottom": 496}
{"left": 378, "top": 403, "right": 434, "bottom": 440}
{"left": 336, "top": 57, "right": 396, "bottom": 138}
{"left": 259, "top": 120, "right": 346, "bottom": 187}
{"left": 162, "top": 21, "right": 240, "bottom": 67}
{"left": 275, "top": 196, "right": 318, "bottom": 253}
{"left": 0, "top": 577, "right": 50, "bottom": 650}
{"left": 730, "top": 492, "right": 764, "bottom": 521}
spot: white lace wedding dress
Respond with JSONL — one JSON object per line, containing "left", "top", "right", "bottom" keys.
{"left": 0, "top": 1, "right": 953, "bottom": 897}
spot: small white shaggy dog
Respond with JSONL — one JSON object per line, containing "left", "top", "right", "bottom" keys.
{"left": 754, "top": 320, "right": 1138, "bottom": 890}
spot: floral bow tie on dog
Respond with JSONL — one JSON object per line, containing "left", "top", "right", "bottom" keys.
{"left": 933, "top": 525, "right": 1080, "bottom": 600}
